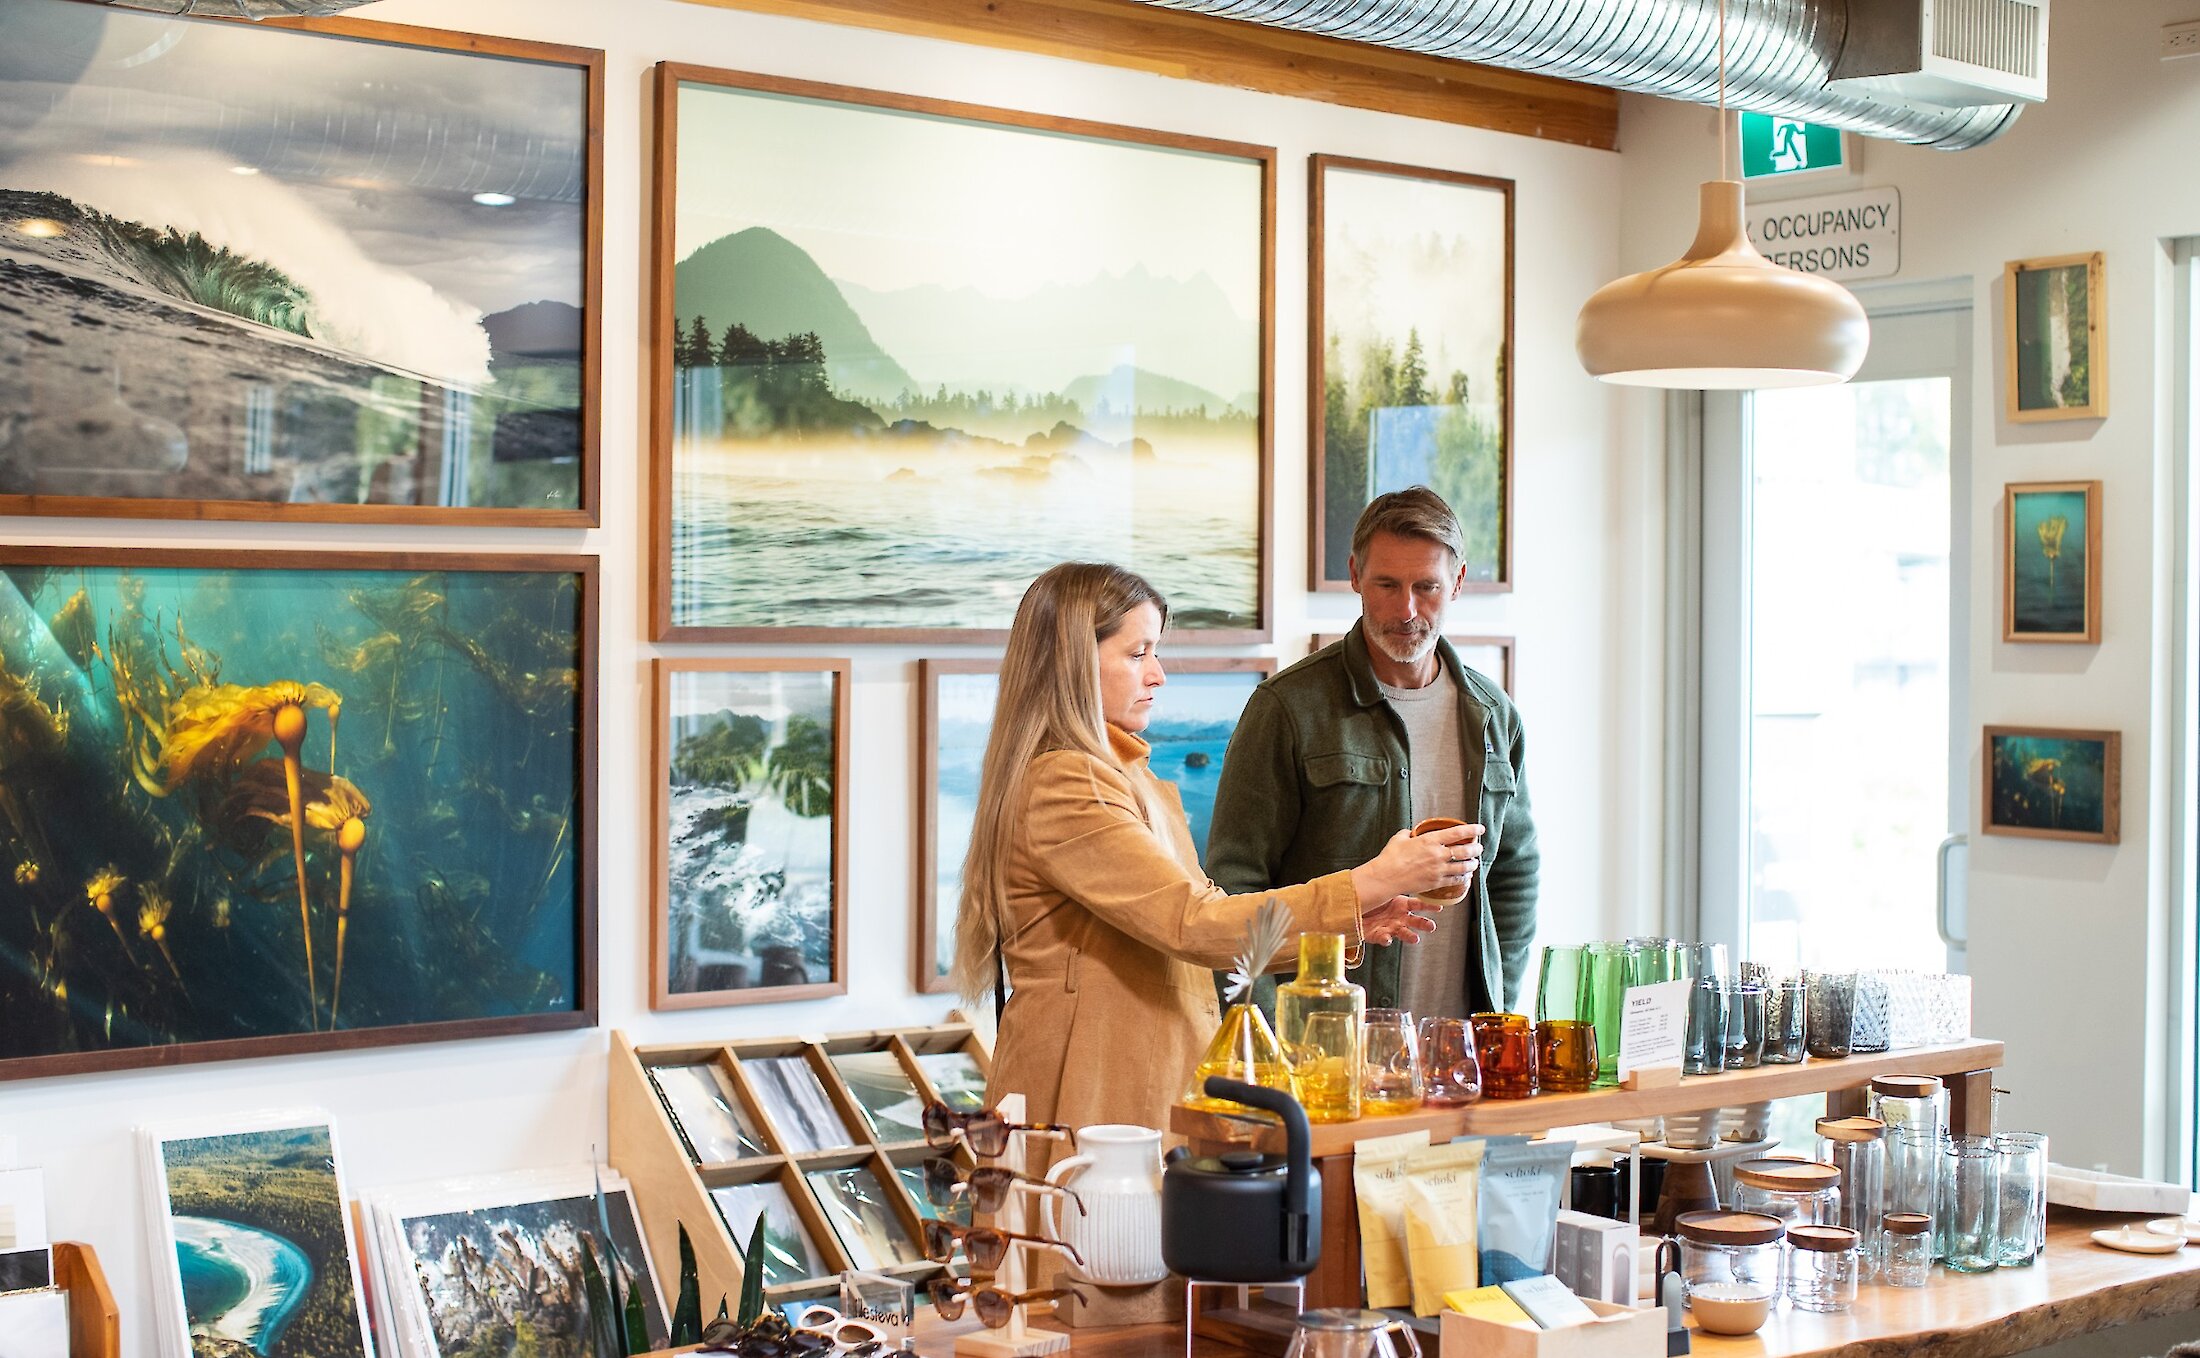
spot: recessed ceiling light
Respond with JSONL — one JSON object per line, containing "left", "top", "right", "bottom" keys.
{"left": 472, "top": 191, "right": 516, "bottom": 207}
{"left": 230, "top": 165, "right": 260, "bottom": 176}
{"left": 12, "top": 219, "right": 66, "bottom": 239}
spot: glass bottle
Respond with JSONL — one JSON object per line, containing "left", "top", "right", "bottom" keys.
{"left": 1275, "top": 932, "right": 1365, "bottom": 1123}
{"left": 1181, "top": 1001, "right": 1295, "bottom": 1114}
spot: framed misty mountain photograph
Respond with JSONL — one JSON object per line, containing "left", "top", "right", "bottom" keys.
{"left": 649, "top": 66, "right": 1274, "bottom": 642}
{"left": 0, "top": 7, "right": 603, "bottom": 525}
{"left": 0, "top": 547, "right": 597, "bottom": 1080}
{"left": 1310, "top": 155, "right": 1512, "bottom": 592}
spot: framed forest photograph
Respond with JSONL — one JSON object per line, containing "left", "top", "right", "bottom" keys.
{"left": 2004, "top": 480, "right": 2100, "bottom": 643}
{"left": 0, "top": 548, "right": 597, "bottom": 1080}
{"left": 0, "top": 6, "right": 604, "bottom": 524}
{"left": 2004, "top": 252, "right": 2106, "bottom": 423}
{"left": 1310, "top": 155, "right": 1512, "bottom": 592}
{"left": 652, "top": 659, "right": 850, "bottom": 1008}
{"left": 914, "top": 656, "right": 1271, "bottom": 992}
{"left": 650, "top": 66, "right": 1274, "bottom": 643}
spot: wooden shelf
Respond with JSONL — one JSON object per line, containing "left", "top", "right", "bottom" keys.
{"left": 56, "top": 1242, "right": 118, "bottom": 1358}
{"left": 1170, "top": 1039, "right": 2006, "bottom": 1154}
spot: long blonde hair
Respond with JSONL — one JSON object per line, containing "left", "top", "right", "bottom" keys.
{"left": 951, "top": 562, "right": 1168, "bottom": 1004}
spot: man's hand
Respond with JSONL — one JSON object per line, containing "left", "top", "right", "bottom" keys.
{"left": 1363, "top": 894, "right": 1441, "bottom": 946}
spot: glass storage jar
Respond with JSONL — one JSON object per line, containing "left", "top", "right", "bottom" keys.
{"left": 1816, "top": 1117, "right": 1886, "bottom": 1280}
{"left": 1783, "top": 1225, "right": 1861, "bottom": 1313}
{"left": 1869, "top": 1074, "right": 1945, "bottom": 1136}
{"left": 1732, "top": 1159, "right": 1842, "bottom": 1228}
{"left": 1882, "top": 1212, "right": 1933, "bottom": 1287}
{"left": 1676, "top": 1211, "right": 1785, "bottom": 1336}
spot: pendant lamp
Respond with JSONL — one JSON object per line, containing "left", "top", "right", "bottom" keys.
{"left": 1577, "top": 0, "right": 1869, "bottom": 389}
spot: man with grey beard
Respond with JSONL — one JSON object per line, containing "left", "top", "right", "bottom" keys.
{"left": 1208, "top": 486, "right": 1539, "bottom": 1018}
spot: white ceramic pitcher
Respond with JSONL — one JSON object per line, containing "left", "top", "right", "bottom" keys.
{"left": 1044, "top": 1123, "right": 1167, "bottom": 1285}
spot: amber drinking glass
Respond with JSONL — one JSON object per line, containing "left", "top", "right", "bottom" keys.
{"left": 1537, "top": 1018, "right": 1598, "bottom": 1092}
{"left": 1472, "top": 1011, "right": 1538, "bottom": 1099}
{"left": 1360, "top": 1008, "right": 1425, "bottom": 1114}
{"left": 1419, "top": 1016, "right": 1482, "bottom": 1106}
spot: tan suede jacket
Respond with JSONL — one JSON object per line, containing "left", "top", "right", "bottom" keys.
{"left": 986, "top": 724, "right": 1360, "bottom": 1135}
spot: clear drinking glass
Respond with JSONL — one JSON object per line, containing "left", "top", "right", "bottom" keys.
{"left": 1804, "top": 971, "right": 1857, "bottom": 1059}
{"left": 1583, "top": 942, "right": 1629, "bottom": 1087}
{"left": 1942, "top": 1135, "right": 2001, "bottom": 1273}
{"left": 1360, "top": 1009, "right": 1424, "bottom": 1115}
{"left": 1995, "top": 1132, "right": 2049, "bottom": 1267}
{"left": 1295, "top": 1011, "right": 1361, "bottom": 1124}
{"left": 1723, "top": 982, "right": 1766, "bottom": 1069}
{"left": 1418, "top": 1016, "right": 1481, "bottom": 1106}
{"left": 1764, "top": 979, "right": 1808, "bottom": 1064}
{"left": 1685, "top": 977, "right": 1727, "bottom": 1075}
{"left": 1850, "top": 973, "right": 1892, "bottom": 1054}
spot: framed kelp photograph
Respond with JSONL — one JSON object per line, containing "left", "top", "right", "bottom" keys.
{"left": 650, "top": 65, "right": 1274, "bottom": 643}
{"left": 1311, "top": 630, "right": 1515, "bottom": 695}
{"left": 0, "top": 548, "right": 597, "bottom": 1080}
{"left": 914, "top": 656, "right": 1272, "bottom": 993}
{"left": 1309, "top": 155, "right": 1512, "bottom": 592}
{"left": 2004, "top": 481, "right": 2100, "bottom": 643}
{"left": 1983, "top": 725, "right": 2120, "bottom": 844}
{"left": 0, "top": 7, "right": 605, "bottom": 524}
{"left": 652, "top": 659, "right": 849, "bottom": 1008}
{"left": 2004, "top": 252, "right": 2105, "bottom": 423}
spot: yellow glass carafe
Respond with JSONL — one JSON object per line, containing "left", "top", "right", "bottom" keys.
{"left": 1181, "top": 1000, "right": 1296, "bottom": 1113}
{"left": 1275, "top": 932, "right": 1365, "bottom": 1123}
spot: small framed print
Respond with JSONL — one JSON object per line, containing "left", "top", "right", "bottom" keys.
{"left": 651, "top": 659, "right": 849, "bottom": 1008}
{"left": 2004, "top": 481, "right": 2100, "bottom": 643}
{"left": 1983, "top": 725, "right": 2120, "bottom": 844}
{"left": 2004, "top": 252, "right": 2106, "bottom": 423}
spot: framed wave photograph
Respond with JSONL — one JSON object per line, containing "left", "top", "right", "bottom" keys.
{"left": 650, "top": 65, "right": 1274, "bottom": 643}
{"left": 2004, "top": 480, "right": 2100, "bottom": 644}
{"left": 1310, "top": 155, "right": 1512, "bottom": 592}
{"left": 651, "top": 659, "right": 849, "bottom": 1008}
{"left": 2004, "top": 252, "right": 2106, "bottom": 423}
{"left": 914, "top": 656, "right": 1272, "bottom": 993}
{"left": 0, "top": 547, "right": 597, "bottom": 1081}
{"left": 0, "top": 7, "right": 604, "bottom": 524}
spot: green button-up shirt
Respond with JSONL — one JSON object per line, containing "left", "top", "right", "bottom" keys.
{"left": 1206, "top": 627, "right": 1540, "bottom": 1014}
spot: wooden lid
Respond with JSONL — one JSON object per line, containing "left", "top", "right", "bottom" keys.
{"left": 1884, "top": 1212, "right": 1933, "bottom": 1236}
{"left": 1871, "top": 1074, "right": 1943, "bottom": 1100}
{"left": 1788, "top": 1225, "right": 1861, "bottom": 1253}
{"left": 1677, "top": 1210, "right": 1786, "bottom": 1246}
{"left": 1734, "top": 1159, "right": 1841, "bottom": 1193}
{"left": 1816, "top": 1116, "right": 1887, "bottom": 1143}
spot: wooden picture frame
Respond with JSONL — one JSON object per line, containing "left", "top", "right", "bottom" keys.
{"left": 649, "top": 64, "right": 1276, "bottom": 644}
{"left": 913, "top": 655, "right": 1275, "bottom": 994}
{"left": 0, "top": 546, "right": 598, "bottom": 1081}
{"left": 1983, "top": 725, "right": 2121, "bottom": 844}
{"left": 0, "top": 12, "right": 605, "bottom": 525}
{"left": 2003, "top": 480, "right": 2101, "bottom": 644}
{"left": 1309, "top": 155, "right": 1514, "bottom": 593}
{"left": 1310, "top": 631, "right": 1515, "bottom": 695}
{"left": 652, "top": 658, "right": 851, "bottom": 1009}
{"left": 2004, "top": 252, "right": 2106, "bottom": 423}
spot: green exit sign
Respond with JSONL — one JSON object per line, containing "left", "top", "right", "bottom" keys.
{"left": 1740, "top": 112, "right": 1847, "bottom": 180}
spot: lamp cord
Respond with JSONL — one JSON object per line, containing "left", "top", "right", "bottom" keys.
{"left": 1717, "top": 0, "right": 1730, "bottom": 180}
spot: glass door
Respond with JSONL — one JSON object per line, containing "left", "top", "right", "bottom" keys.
{"left": 1701, "top": 306, "right": 1972, "bottom": 973}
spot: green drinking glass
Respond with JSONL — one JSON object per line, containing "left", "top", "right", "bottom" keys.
{"left": 1583, "top": 941, "right": 1630, "bottom": 1087}
{"left": 1536, "top": 945, "right": 1589, "bottom": 1025}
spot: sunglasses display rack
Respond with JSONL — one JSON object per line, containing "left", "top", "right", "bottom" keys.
{"left": 945, "top": 1090, "right": 1073, "bottom": 1358}
{"left": 610, "top": 1020, "right": 992, "bottom": 1315}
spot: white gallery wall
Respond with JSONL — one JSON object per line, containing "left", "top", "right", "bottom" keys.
{"left": 0, "top": 0, "right": 1643, "bottom": 1338}
{"left": 1620, "top": 3, "right": 2200, "bottom": 1177}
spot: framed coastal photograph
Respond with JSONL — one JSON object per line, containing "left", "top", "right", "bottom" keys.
{"left": 0, "top": 548, "right": 597, "bottom": 1081}
{"left": 0, "top": 8, "right": 603, "bottom": 524}
{"left": 2004, "top": 252, "right": 2105, "bottom": 422}
{"left": 1310, "top": 631, "right": 1515, "bottom": 695}
{"left": 1310, "top": 155, "right": 1512, "bottom": 592}
{"left": 1983, "top": 725, "right": 2120, "bottom": 844}
{"left": 2004, "top": 481, "right": 2100, "bottom": 643}
{"left": 142, "top": 1111, "right": 372, "bottom": 1358}
{"left": 914, "top": 656, "right": 1272, "bottom": 992}
{"left": 650, "top": 65, "right": 1274, "bottom": 643}
{"left": 651, "top": 659, "right": 848, "bottom": 1008}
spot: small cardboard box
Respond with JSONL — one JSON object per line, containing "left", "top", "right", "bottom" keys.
{"left": 1441, "top": 1297, "right": 1666, "bottom": 1358}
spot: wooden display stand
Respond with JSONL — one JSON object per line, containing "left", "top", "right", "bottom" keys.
{"left": 953, "top": 1093, "right": 1072, "bottom": 1358}
{"left": 1170, "top": 1037, "right": 2005, "bottom": 1320}
{"left": 56, "top": 1241, "right": 119, "bottom": 1358}
{"left": 609, "top": 1021, "right": 991, "bottom": 1314}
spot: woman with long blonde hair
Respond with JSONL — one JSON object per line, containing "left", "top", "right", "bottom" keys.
{"left": 955, "top": 562, "right": 1479, "bottom": 1132}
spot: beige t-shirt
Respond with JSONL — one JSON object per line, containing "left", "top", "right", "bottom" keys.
{"left": 1379, "top": 668, "right": 1475, "bottom": 1021}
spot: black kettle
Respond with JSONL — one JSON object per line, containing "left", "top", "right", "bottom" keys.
{"left": 1160, "top": 1077, "right": 1321, "bottom": 1281}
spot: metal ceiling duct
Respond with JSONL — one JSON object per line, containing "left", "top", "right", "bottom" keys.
{"left": 88, "top": 0, "right": 374, "bottom": 16}
{"left": 1126, "top": 0, "right": 2021, "bottom": 148}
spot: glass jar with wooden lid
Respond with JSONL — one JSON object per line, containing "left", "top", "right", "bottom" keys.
{"left": 1815, "top": 1117, "right": 1887, "bottom": 1278}
{"left": 1675, "top": 1210, "right": 1784, "bottom": 1335}
{"left": 1869, "top": 1074, "right": 1945, "bottom": 1135}
{"left": 1732, "top": 1158, "right": 1842, "bottom": 1228}
{"left": 1784, "top": 1224, "right": 1861, "bottom": 1313}
{"left": 1882, "top": 1210, "right": 1934, "bottom": 1287}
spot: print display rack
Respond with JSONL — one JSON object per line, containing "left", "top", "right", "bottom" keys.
{"left": 610, "top": 1021, "right": 991, "bottom": 1310}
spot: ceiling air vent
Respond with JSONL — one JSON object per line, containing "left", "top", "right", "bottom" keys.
{"left": 1832, "top": 0, "right": 2049, "bottom": 107}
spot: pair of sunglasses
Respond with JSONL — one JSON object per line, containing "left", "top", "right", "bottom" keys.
{"left": 921, "top": 1157, "right": 1086, "bottom": 1216}
{"left": 928, "top": 1278, "right": 1085, "bottom": 1328}
{"left": 921, "top": 1102, "right": 1074, "bottom": 1158}
{"left": 794, "top": 1306, "right": 892, "bottom": 1355}
{"left": 919, "top": 1218, "right": 1085, "bottom": 1272}
{"left": 701, "top": 1314, "right": 825, "bottom": 1358}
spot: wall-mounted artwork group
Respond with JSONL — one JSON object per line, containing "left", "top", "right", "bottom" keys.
{"left": 0, "top": 8, "right": 605, "bottom": 524}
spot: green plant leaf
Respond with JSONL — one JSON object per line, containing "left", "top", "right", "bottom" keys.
{"left": 579, "top": 1237, "right": 623, "bottom": 1358}
{"left": 671, "top": 1221, "right": 705, "bottom": 1344}
{"left": 737, "top": 1214, "right": 768, "bottom": 1327}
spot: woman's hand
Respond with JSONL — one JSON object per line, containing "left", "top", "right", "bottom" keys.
{"left": 1350, "top": 823, "right": 1482, "bottom": 910}
{"left": 1363, "top": 895, "right": 1440, "bottom": 946}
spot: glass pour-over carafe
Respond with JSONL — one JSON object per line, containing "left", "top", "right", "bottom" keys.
{"left": 1284, "top": 1310, "right": 1421, "bottom": 1358}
